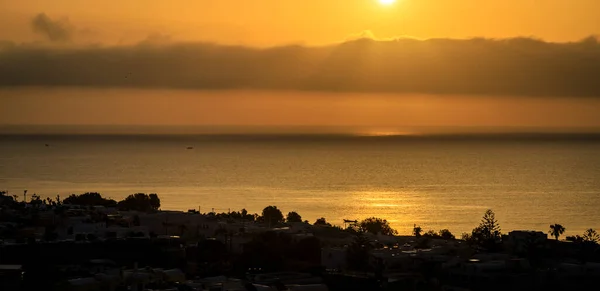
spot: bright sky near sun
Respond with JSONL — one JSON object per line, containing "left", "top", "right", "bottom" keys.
{"left": 379, "top": 0, "right": 396, "bottom": 5}
{"left": 0, "top": 0, "right": 599, "bottom": 46}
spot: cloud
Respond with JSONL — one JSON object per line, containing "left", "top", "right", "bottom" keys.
{"left": 137, "top": 33, "right": 173, "bottom": 46}
{"left": 345, "top": 30, "right": 423, "bottom": 42}
{"left": 346, "top": 30, "right": 378, "bottom": 41}
{"left": 1, "top": 36, "right": 600, "bottom": 97}
{"left": 31, "top": 13, "right": 74, "bottom": 42}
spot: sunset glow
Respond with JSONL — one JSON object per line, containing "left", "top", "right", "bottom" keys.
{"left": 378, "top": 0, "right": 396, "bottom": 5}
{"left": 0, "top": 1, "right": 599, "bottom": 129}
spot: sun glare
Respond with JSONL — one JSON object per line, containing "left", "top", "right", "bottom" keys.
{"left": 378, "top": 0, "right": 396, "bottom": 5}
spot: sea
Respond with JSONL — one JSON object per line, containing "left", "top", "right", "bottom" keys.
{"left": 1, "top": 129, "right": 599, "bottom": 237}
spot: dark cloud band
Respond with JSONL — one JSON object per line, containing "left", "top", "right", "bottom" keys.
{"left": 31, "top": 13, "right": 74, "bottom": 42}
{"left": 1, "top": 37, "right": 599, "bottom": 97}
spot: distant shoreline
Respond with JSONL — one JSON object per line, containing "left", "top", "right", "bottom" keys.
{"left": 2, "top": 125, "right": 600, "bottom": 136}
{"left": 3, "top": 132, "right": 600, "bottom": 142}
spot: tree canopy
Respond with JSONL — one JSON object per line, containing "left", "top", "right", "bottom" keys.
{"left": 413, "top": 225, "right": 423, "bottom": 238}
{"left": 286, "top": 211, "right": 302, "bottom": 223}
{"left": 438, "top": 229, "right": 456, "bottom": 240}
{"left": 61, "top": 192, "right": 160, "bottom": 212}
{"left": 261, "top": 206, "right": 284, "bottom": 226}
{"left": 117, "top": 193, "right": 161, "bottom": 212}
{"left": 423, "top": 229, "right": 456, "bottom": 240}
{"left": 549, "top": 224, "right": 566, "bottom": 241}
{"left": 314, "top": 217, "right": 331, "bottom": 226}
{"left": 465, "top": 209, "right": 503, "bottom": 249}
{"left": 63, "top": 192, "right": 117, "bottom": 207}
{"left": 359, "top": 217, "right": 397, "bottom": 236}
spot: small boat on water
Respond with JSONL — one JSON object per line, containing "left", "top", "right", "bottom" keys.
{"left": 186, "top": 146, "right": 194, "bottom": 150}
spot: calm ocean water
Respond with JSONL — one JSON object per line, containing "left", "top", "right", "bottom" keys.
{"left": 1, "top": 134, "right": 599, "bottom": 236}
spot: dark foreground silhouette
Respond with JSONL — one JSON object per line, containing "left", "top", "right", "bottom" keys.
{"left": 0, "top": 191, "right": 599, "bottom": 291}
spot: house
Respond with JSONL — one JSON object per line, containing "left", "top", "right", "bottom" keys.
{"left": 503, "top": 231, "right": 547, "bottom": 254}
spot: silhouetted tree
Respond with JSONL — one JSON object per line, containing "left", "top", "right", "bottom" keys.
{"left": 314, "top": 217, "right": 331, "bottom": 226}
{"left": 478, "top": 209, "right": 502, "bottom": 241}
{"left": 63, "top": 192, "right": 117, "bottom": 207}
{"left": 261, "top": 206, "right": 284, "bottom": 227}
{"left": 286, "top": 211, "right": 302, "bottom": 223}
{"left": 549, "top": 224, "right": 566, "bottom": 241}
{"left": 413, "top": 225, "right": 423, "bottom": 238}
{"left": 0, "top": 191, "right": 17, "bottom": 207}
{"left": 461, "top": 232, "right": 473, "bottom": 243}
{"left": 423, "top": 230, "right": 439, "bottom": 238}
{"left": 582, "top": 228, "right": 599, "bottom": 243}
{"left": 148, "top": 193, "right": 161, "bottom": 210}
{"left": 439, "top": 229, "right": 455, "bottom": 240}
{"left": 237, "top": 208, "right": 254, "bottom": 221}
{"left": 30, "top": 194, "right": 43, "bottom": 206}
{"left": 359, "top": 217, "right": 397, "bottom": 236}
{"left": 118, "top": 193, "right": 160, "bottom": 212}
{"left": 465, "top": 210, "right": 503, "bottom": 250}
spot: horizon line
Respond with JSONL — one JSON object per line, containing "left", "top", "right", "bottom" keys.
{"left": 2, "top": 125, "right": 600, "bottom": 135}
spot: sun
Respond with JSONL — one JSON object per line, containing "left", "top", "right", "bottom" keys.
{"left": 378, "top": 0, "right": 396, "bottom": 5}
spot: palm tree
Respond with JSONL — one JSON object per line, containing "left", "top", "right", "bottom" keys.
{"left": 549, "top": 224, "right": 566, "bottom": 241}
{"left": 582, "top": 229, "right": 599, "bottom": 243}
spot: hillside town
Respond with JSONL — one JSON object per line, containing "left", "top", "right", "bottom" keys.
{"left": 0, "top": 191, "right": 599, "bottom": 291}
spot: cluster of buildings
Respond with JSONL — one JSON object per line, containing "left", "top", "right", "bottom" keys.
{"left": 322, "top": 230, "right": 600, "bottom": 290}
{"left": 1, "top": 197, "right": 599, "bottom": 291}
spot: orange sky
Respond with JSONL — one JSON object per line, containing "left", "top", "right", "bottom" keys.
{"left": 1, "top": 0, "right": 599, "bottom": 46}
{"left": 1, "top": 0, "right": 600, "bottom": 129}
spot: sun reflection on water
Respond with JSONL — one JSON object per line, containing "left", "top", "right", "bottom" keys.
{"left": 340, "top": 189, "right": 427, "bottom": 233}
